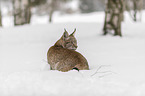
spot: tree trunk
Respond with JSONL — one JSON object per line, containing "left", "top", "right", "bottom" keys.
{"left": 133, "top": 0, "right": 137, "bottom": 21}
{"left": 103, "top": 0, "right": 124, "bottom": 37}
{"left": 126, "top": 0, "right": 143, "bottom": 22}
{"left": 132, "top": 0, "right": 143, "bottom": 21}
{"left": 13, "top": 0, "right": 31, "bottom": 26}
{"left": 0, "top": 11, "right": 2, "bottom": 27}
{"left": 49, "top": 8, "right": 53, "bottom": 23}
{"left": 48, "top": 0, "right": 57, "bottom": 23}
{"left": 0, "top": 1, "right": 2, "bottom": 27}
{"left": 21, "top": 0, "right": 31, "bottom": 24}
{"left": 13, "top": 0, "right": 21, "bottom": 26}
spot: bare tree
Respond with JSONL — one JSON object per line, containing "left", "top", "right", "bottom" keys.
{"left": 34, "top": 0, "right": 61, "bottom": 23}
{"left": 103, "top": 0, "right": 124, "bottom": 37}
{"left": 79, "top": 0, "right": 106, "bottom": 13}
{"left": 22, "top": 0, "right": 31, "bottom": 24}
{"left": 0, "top": 0, "right": 2, "bottom": 27}
{"left": 126, "top": 0, "right": 143, "bottom": 21}
{"left": 13, "top": 0, "right": 31, "bottom": 26}
{"left": 48, "top": 0, "right": 56, "bottom": 23}
{"left": 48, "top": 0, "right": 61, "bottom": 23}
{"left": 30, "top": 0, "right": 70, "bottom": 23}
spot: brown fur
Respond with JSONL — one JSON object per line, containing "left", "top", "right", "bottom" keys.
{"left": 47, "top": 29, "right": 89, "bottom": 72}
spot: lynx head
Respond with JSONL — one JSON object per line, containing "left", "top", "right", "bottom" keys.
{"left": 54, "top": 29, "right": 78, "bottom": 50}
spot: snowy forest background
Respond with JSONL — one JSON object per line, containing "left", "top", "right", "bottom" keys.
{"left": 0, "top": 0, "right": 145, "bottom": 27}
{"left": 0, "top": 0, "right": 145, "bottom": 96}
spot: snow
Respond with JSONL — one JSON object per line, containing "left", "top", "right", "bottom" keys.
{"left": 0, "top": 11, "right": 145, "bottom": 96}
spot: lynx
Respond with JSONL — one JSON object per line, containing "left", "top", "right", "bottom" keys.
{"left": 47, "top": 29, "right": 89, "bottom": 72}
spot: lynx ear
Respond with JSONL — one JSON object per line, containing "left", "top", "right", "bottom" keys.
{"left": 63, "top": 29, "right": 69, "bottom": 39}
{"left": 70, "top": 28, "right": 76, "bottom": 36}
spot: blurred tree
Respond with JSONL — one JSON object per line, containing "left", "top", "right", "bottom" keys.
{"left": 103, "top": 0, "right": 124, "bottom": 37}
{"left": 13, "top": 0, "right": 31, "bottom": 26}
{"left": 143, "top": 0, "right": 145, "bottom": 9}
{"left": 47, "top": 0, "right": 65, "bottom": 23}
{"left": 126, "top": 0, "right": 143, "bottom": 21}
{"left": 79, "top": 0, "right": 95, "bottom": 13}
{"left": 0, "top": 0, "right": 2, "bottom": 27}
{"left": 79, "top": 0, "right": 105, "bottom": 13}
{"left": 30, "top": 0, "right": 46, "bottom": 7}
{"left": 48, "top": 0, "right": 57, "bottom": 22}
{"left": 31, "top": 0, "right": 64, "bottom": 23}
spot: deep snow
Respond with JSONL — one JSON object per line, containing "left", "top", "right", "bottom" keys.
{"left": 0, "top": 11, "right": 145, "bottom": 96}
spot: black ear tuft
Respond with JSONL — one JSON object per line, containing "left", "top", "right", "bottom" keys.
{"left": 63, "top": 29, "right": 69, "bottom": 38}
{"left": 70, "top": 28, "right": 76, "bottom": 36}
{"left": 64, "top": 28, "right": 67, "bottom": 32}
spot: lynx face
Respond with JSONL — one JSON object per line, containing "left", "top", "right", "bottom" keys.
{"left": 64, "top": 34, "right": 77, "bottom": 50}
{"left": 55, "top": 29, "right": 78, "bottom": 50}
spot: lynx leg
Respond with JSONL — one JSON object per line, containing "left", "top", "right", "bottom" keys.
{"left": 54, "top": 62, "right": 59, "bottom": 70}
{"left": 57, "top": 63, "right": 73, "bottom": 72}
{"left": 72, "top": 67, "right": 79, "bottom": 71}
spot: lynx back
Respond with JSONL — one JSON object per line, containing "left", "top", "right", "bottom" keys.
{"left": 47, "top": 29, "right": 89, "bottom": 72}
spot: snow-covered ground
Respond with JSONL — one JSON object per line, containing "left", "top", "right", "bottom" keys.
{"left": 0, "top": 11, "right": 145, "bottom": 96}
